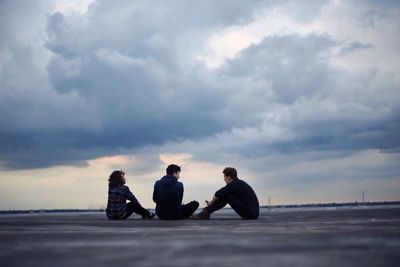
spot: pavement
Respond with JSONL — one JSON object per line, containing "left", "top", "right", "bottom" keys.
{"left": 0, "top": 206, "right": 399, "bottom": 267}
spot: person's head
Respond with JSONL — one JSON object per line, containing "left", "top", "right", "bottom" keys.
{"left": 166, "top": 164, "right": 181, "bottom": 179}
{"left": 223, "top": 167, "right": 237, "bottom": 184}
{"left": 108, "top": 170, "right": 126, "bottom": 187}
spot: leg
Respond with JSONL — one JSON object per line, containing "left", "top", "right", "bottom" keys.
{"left": 224, "top": 195, "right": 253, "bottom": 219}
{"left": 192, "top": 197, "right": 226, "bottom": 219}
{"left": 208, "top": 194, "right": 253, "bottom": 219}
{"left": 123, "top": 201, "right": 151, "bottom": 219}
{"left": 206, "top": 197, "right": 229, "bottom": 213}
{"left": 180, "top": 201, "right": 199, "bottom": 219}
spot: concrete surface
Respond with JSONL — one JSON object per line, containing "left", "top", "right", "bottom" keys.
{"left": 0, "top": 207, "right": 399, "bottom": 267}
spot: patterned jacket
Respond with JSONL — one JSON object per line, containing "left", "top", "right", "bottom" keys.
{"left": 106, "top": 185, "right": 138, "bottom": 219}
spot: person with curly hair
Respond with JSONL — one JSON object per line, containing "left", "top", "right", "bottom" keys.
{"left": 106, "top": 170, "right": 155, "bottom": 220}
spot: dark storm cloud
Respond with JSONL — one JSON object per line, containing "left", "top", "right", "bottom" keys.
{"left": 189, "top": 32, "right": 400, "bottom": 162}
{"left": 0, "top": 0, "right": 265, "bottom": 169}
{"left": 220, "top": 34, "right": 335, "bottom": 104}
{"left": 0, "top": 0, "right": 399, "bottom": 170}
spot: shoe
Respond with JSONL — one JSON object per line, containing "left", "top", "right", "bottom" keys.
{"left": 142, "top": 211, "right": 156, "bottom": 220}
{"left": 192, "top": 208, "right": 210, "bottom": 220}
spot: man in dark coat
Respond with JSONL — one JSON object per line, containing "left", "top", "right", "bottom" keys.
{"left": 153, "top": 164, "right": 199, "bottom": 219}
{"left": 193, "top": 167, "right": 259, "bottom": 219}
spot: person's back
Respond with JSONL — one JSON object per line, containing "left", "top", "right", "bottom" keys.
{"left": 224, "top": 178, "right": 259, "bottom": 219}
{"left": 153, "top": 164, "right": 199, "bottom": 220}
{"left": 193, "top": 167, "right": 259, "bottom": 220}
{"left": 153, "top": 175, "right": 183, "bottom": 219}
{"left": 106, "top": 184, "right": 132, "bottom": 219}
{"left": 106, "top": 170, "right": 155, "bottom": 220}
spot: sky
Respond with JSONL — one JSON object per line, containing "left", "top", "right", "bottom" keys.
{"left": 0, "top": 0, "right": 399, "bottom": 210}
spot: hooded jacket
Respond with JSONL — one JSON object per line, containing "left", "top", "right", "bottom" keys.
{"left": 153, "top": 175, "right": 184, "bottom": 219}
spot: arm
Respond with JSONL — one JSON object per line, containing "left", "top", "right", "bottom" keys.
{"left": 124, "top": 186, "right": 139, "bottom": 204}
{"left": 206, "top": 183, "right": 234, "bottom": 206}
{"left": 175, "top": 182, "right": 184, "bottom": 205}
{"left": 206, "top": 195, "right": 218, "bottom": 207}
{"left": 153, "top": 183, "right": 157, "bottom": 203}
{"left": 179, "top": 182, "right": 184, "bottom": 203}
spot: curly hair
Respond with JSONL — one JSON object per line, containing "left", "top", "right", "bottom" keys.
{"left": 108, "top": 170, "right": 125, "bottom": 187}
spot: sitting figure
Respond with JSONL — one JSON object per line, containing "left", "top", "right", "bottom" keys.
{"left": 153, "top": 164, "right": 199, "bottom": 219}
{"left": 106, "top": 170, "right": 155, "bottom": 220}
{"left": 193, "top": 167, "right": 259, "bottom": 220}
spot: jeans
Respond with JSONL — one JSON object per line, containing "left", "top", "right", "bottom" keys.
{"left": 123, "top": 201, "right": 151, "bottom": 219}
{"left": 180, "top": 201, "right": 199, "bottom": 219}
{"left": 207, "top": 194, "right": 258, "bottom": 219}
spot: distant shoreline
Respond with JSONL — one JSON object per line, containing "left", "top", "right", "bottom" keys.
{"left": 1, "top": 201, "right": 399, "bottom": 215}
{"left": 269, "top": 200, "right": 400, "bottom": 209}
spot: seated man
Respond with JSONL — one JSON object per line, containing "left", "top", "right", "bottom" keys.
{"left": 193, "top": 167, "right": 259, "bottom": 219}
{"left": 153, "top": 164, "right": 199, "bottom": 219}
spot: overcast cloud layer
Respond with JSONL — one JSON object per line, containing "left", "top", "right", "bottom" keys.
{"left": 1, "top": 0, "right": 399, "bottom": 203}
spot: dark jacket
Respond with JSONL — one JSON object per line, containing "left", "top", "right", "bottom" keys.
{"left": 153, "top": 175, "right": 184, "bottom": 219}
{"left": 215, "top": 178, "right": 259, "bottom": 219}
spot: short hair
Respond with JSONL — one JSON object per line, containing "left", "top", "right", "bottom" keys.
{"left": 166, "top": 164, "right": 181, "bottom": 175}
{"left": 108, "top": 170, "right": 125, "bottom": 187}
{"left": 223, "top": 167, "right": 237, "bottom": 179}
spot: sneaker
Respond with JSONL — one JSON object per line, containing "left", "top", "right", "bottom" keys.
{"left": 191, "top": 208, "right": 210, "bottom": 220}
{"left": 142, "top": 211, "right": 156, "bottom": 220}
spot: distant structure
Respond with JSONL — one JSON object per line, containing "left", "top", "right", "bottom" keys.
{"left": 362, "top": 191, "right": 365, "bottom": 203}
{"left": 268, "top": 195, "right": 271, "bottom": 208}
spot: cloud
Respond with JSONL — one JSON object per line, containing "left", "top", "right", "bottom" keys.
{"left": 338, "top": 42, "right": 372, "bottom": 55}
{"left": 0, "top": 0, "right": 399, "bottom": 175}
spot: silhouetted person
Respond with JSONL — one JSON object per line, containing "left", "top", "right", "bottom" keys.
{"left": 153, "top": 164, "right": 199, "bottom": 219}
{"left": 193, "top": 167, "right": 259, "bottom": 219}
{"left": 106, "top": 170, "right": 155, "bottom": 220}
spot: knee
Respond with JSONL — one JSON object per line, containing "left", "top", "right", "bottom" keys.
{"left": 224, "top": 194, "right": 236, "bottom": 202}
{"left": 192, "top": 201, "right": 199, "bottom": 209}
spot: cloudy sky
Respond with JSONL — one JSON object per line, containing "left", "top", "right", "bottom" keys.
{"left": 1, "top": 0, "right": 399, "bottom": 210}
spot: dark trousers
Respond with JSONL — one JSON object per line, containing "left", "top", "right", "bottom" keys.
{"left": 180, "top": 201, "right": 199, "bottom": 219}
{"left": 207, "top": 194, "right": 257, "bottom": 219}
{"left": 123, "top": 201, "right": 151, "bottom": 219}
